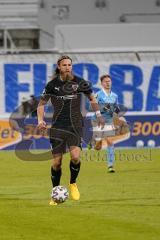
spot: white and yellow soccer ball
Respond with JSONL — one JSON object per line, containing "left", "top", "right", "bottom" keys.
{"left": 147, "top": 140, "right": 155, "bottom": 148}
{"left": 51, "top": 186, "right": 69, "bottom": 203}
{"left": 136, "top": 140, "right": 144, "bottom": 148}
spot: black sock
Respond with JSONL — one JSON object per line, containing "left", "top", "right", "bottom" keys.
{"left": 70, "top": 161, "right": 81, "bottom": 184}
{"left": 51, "top": 167, "right": 62, "bottom": 187}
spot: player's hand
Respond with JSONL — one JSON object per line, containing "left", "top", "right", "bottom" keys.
{"left": 97, "top": 115, "right": 105, "bottom": 129}
{"left": 37, "top": 120, "right": 47, "bottom": 130}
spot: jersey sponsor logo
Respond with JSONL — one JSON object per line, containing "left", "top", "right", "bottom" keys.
{"left": 55, "top": 87, "right": 60, "bottom": 91}
{"left": 72, "top": 84, "right": 78, "bottom": 92}
{"left": 57, "top": 95, "right": 77, "bottom": 100}
{"left": 62, "top": 81, "right": 79, "bottom": 94}
{"left": 0, "top": 120, "right": 22, "bottom": 149}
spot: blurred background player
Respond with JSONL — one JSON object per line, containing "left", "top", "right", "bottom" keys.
{"left": 21, "top": 95, "right": 38, "bottom": 117}
{"left": 21, "top": 97, "right": 30, "bottom": 115}
{"left": 37, "top": 55, "right": 105, "bottom": 205}
{"left": 28, "top": 95, "right": 38, "bottom": 117}
{"left": 94, "top": 74, "right": 130, "bottom": 173}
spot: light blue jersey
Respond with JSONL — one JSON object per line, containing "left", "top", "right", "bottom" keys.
{"left": 96, "top": 88, "right": 118, "bottom": 124}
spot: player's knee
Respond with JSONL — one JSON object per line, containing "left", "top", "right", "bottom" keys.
{"left": 120, "top": 124, "right": 130, "bottom": 135}
{"left": 94, "top": 140, "right": 102, "bottom": 150}
{"left": 52, "top": 159, "right": 62, "bottom": 170}
{"left": 52, "top": 163, "right": 61, "bottom": 171}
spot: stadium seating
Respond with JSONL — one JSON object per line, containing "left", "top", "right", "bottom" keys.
{"left": 0, "top": 0, "right": 39, "bottom": 28}
{"left": 0, "top": 0, "right": 39, "bottom": 50}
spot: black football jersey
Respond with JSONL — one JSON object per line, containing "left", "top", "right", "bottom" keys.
{"left": 41, "top": 75, "right": 92, "bottom": 128}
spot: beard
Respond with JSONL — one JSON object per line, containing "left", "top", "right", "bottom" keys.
{"left": 60, "top": 72, "right": 74, "bottom": 81}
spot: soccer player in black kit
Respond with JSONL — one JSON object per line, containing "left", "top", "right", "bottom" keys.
{"left": 37, "top": 55, "right": 105, "bottom": 205}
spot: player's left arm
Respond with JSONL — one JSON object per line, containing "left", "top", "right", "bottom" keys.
{"left": 86, "top": 93, "right": 105, "bottom": 129}
{"left": 112, "top": 95, "right": 130, "bottom": 134}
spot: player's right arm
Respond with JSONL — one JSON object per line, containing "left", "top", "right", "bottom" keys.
{"left": 37, "top": 83, "right": 51, "bottom": 130}
{"left": 37, "top": 98, "right": 48, "bottom": 130}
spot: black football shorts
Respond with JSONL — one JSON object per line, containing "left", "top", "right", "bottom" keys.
{"left": 50, "top": 126, "right": 82, "bottom": 154}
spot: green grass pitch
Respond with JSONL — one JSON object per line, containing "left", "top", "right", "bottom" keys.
{"left": 0, "top": 148, "right": 160, "bottom": 240}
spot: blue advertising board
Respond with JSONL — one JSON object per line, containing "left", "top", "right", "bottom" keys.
{"left": 1, "top": 62, "right": 160, "bottom": 114}
{"left": 1, "top": 113, "right": 159, "bottom": 150}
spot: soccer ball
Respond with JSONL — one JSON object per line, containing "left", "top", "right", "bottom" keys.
{"left": 147, "top": 140, "right": 155, "bottom": 148}
{"left": 51, "top": 186, "right": 69, "bottom": 203}
{"left": 136, "top": 140, "right": 144, "bottom": 148}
